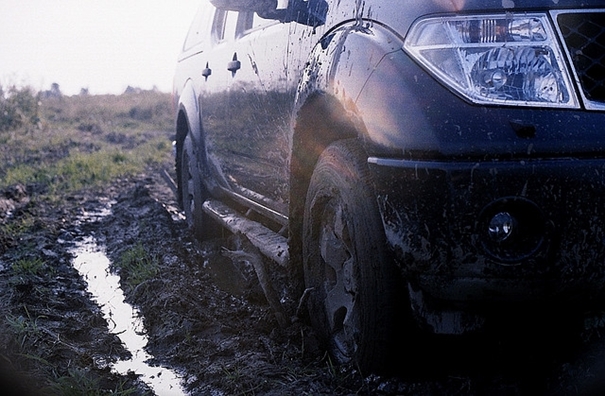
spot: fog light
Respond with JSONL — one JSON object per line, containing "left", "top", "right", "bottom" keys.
{"left": 488, "top": 212, "right": 516, "bottom": 242}
{"left": 480, "top": 198, "right": 546, "bottom": 263}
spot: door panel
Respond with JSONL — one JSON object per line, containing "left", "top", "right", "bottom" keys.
{"left": 199, "top": 9, "right": 242, "bottom": 190}
{"left": 202, "top": 10, "right": 297, "bottom": 215}
{"left": 200, "top": 5, "right": 328, "bottom": 216}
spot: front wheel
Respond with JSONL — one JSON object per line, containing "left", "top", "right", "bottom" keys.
{"left": 303, "top": 140, "right": 401, "bottom": 374}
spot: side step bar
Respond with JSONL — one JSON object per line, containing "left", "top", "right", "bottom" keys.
{"left": 202, "top": 199, "right": 289, "bottom": 267}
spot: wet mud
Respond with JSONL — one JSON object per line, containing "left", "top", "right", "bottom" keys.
{"left": 3, "top": 170, "right": 605, "bottom": 395}
{"left": 71, "top": 236, "right": 186, "bottom": 395}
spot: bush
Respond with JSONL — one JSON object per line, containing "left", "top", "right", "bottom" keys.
{"left": 0, "top": 85, "right": 39, "bottom": 132}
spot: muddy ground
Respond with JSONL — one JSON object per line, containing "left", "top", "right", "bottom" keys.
{"left": 3, "top": 167, "right": 605, "bottom": 395}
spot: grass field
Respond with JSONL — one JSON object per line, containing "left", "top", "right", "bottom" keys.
{"left": 0, "top": 86, "right": 174, "bottom": 197}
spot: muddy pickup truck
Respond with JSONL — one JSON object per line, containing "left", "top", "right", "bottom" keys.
{"left": 173, "top": 0, "right": 605, "bottom": 372}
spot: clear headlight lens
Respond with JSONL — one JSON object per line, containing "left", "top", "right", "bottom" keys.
{"left": 403, "top": 14, "right": 579, "bottom": 108}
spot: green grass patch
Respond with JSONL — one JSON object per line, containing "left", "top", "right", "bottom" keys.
{"left": 5, "top": 306, "right": 44, "bottom": 353}
{"left": 8, "top": 256, "right": 55, "bottom": 290}
{"left": 118, "top": 243, "right": 160, "bottom": 289}
{"left": 50, "top": 368, "right": 138, "bottom": 396}
{"left": 11, "top": 257, "right": 46, "bottom": 277}
{"left": 2, "top": 137, "right": 170, "bottom": 193}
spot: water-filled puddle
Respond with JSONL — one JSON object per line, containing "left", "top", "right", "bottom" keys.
{"left": 71, "top": 236, "right": 187, "bottom": 395}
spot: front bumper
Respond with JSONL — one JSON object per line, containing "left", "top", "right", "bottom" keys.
{"left": 369, "top": 156, "right": 605, "bottom": 305}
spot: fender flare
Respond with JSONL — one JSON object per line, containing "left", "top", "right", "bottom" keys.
{"left": 294, "top": 21, "right": 405, "bottom": 139}
{"left": 176, "top": 79, "right": 225, "bottom": 197}
{"left": 176, "top": 79, "right": 202, "bottom": 148}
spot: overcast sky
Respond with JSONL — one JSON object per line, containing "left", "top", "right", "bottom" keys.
{"left": 0, "top": 0, "right": 201, "bottom": 95}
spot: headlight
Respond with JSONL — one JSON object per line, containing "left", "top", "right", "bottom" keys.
{"left": 403, "top": 14, "right": 579, "bottom": 108}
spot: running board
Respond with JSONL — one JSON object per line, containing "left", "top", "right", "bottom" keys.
{"left": 202, "top": 199, "right": 289, "bottom": 267}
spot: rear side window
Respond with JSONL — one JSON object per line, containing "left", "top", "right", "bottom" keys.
{"left": 183, "top": 7, "right": 209, "bottom": 51}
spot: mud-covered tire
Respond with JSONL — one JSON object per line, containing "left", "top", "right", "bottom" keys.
{"left": 303, "top": 139, "right": 400, "bottom": 374}
{"left": 180, "top": 134, "right": 215, "bottom": 240}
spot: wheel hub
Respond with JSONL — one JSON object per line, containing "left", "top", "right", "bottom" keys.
{"left": 318, "top": 201, "right": 359, "bottom": 359}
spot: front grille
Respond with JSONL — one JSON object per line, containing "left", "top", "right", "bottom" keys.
{"left": 557, "top": 12, "right": 605, "bottom": 104}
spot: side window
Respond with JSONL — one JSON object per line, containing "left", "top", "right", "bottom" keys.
{"left": 183, "top": 7, "right": 208, "bottom": 51}
{"left": 211, "top": 9, "right": 239, "bottom": 43}
{"left": 237, "top": 12, "right": 254, "bottom": 37}
{"left": 236, "top": 11, "right": 278, "bottom": 38}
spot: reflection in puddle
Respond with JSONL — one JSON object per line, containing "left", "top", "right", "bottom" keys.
{"left": 72, "top": 236, "right": 187, "bottom": 396}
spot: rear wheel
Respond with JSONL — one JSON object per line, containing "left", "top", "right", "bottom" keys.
{"left": 180, "top": 134, "right": 214, "bottom": 240}
{"left": 303, "top": 140, "right": 401, "bottom": 373}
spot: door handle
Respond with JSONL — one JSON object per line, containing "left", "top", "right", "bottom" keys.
{"left": 227, "top": 53, "right": 241, "bottom": 76}
{"left": 202, "top": 62, "right": 212, "bottom": 80}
